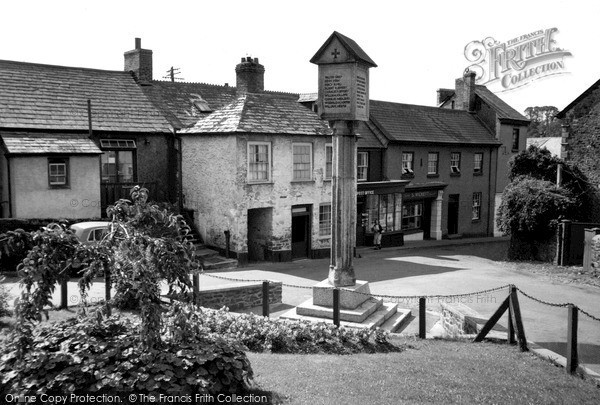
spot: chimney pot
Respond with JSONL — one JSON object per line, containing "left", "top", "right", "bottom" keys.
{"left": 124, "top": 38, "right": 153, "bottom": 84}
{"left": 235, "top": 56, "right": 265, "bottom": 94}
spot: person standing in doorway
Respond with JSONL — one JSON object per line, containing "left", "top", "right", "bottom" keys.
{"left": 372, "top": 219, "right": 383, "bottom": 250}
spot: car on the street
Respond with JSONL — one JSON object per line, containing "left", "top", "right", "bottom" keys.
{"left": 70, "top": 221, "right": 111, "bottom": 245}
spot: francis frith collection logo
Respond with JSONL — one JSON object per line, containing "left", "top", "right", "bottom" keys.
{"left": 464, "top": 28, "right": 572, "bottom": 92}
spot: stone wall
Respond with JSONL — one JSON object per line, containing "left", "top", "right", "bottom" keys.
{"left": 181, "top": 133, "right": 333, "bottom": 264}
{"left": 198, "top": 281, "right": 282, "bottom": 311}
{"left": 440, "top": 302, "right": 483, "bottom": 337}
{"left": 591, "top": 235, "right": 600, "bottom": 269}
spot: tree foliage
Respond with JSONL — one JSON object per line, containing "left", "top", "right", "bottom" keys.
{"left": 497, "top": 176, "right": 577, "bottom": 237}
{"left": 524, "top": 105, "right": 561, "bottom": 138}
{"left": 0, "top": 186, "right": 200, "bottom": 355}
{"left": 508, "top": 146, "right": 593, "bottom": 221}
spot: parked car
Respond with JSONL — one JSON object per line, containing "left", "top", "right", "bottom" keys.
{"left": 70, "top": 221, "right": 111, "bottom": 245}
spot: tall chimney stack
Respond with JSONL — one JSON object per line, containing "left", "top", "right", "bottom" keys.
{"left": 124, "top": 37, "right": 153, "bottom": 84}
{"left": 455, "top": 70, "right": 476, "bottom": 112}
{"left": 235, "top": 57, "right": 265, "bottom": 94}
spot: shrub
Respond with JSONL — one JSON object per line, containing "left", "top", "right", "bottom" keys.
{"left": 508, "top": 146, "right": 593, "bottom": 221}
{"left": 0, "top": 312, "right": 254, "bottom": 396}
{"left": 177, "top": 305, "right": 403, "bottom": 355}
{"left": 497, "top": 176, "right": 577, "bottom": 237}
{"left": 497, "top": 176, "right": 577, "bottom": 261}
{"left": 0, "top": 276, "right": 12, "bottom": 318}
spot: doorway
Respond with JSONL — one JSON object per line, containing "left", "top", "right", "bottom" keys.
{"left": 447, "top": 194, "right": 459, "bottom": 235}
{"left": 292, "top": 205, "right": 311, "bottom": 259}
{"left": 247, "top": 208, "right": 273, "bottom": 262}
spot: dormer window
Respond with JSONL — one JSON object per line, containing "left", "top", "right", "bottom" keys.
{"left": 190, "top": 94, "right": 212, "bottom": 113}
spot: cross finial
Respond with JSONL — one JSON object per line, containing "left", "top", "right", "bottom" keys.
{"left": 331, "top": 48, "right": 340, "bottom": 59}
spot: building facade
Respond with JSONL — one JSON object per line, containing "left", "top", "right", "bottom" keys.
{"left": 0, "top": 38, "right": 527, "bottom": 264}
{"left": 438, "top": 71, "right": 530, "bottom": 235}
{"left": 0, "top": 46, "right": 178, "bottom": 219}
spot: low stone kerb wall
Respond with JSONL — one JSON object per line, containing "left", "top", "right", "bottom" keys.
{"left": 198, "top": 281, "right": 282, "bottom": 311}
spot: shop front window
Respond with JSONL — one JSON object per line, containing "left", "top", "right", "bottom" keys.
{"left": 402, "top": 202, "right": 423, "bottom": 230}
{"left": 365, "top": 193, "right": 403, "bottom": 232}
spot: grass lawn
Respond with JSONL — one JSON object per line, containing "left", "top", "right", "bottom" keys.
{"left": 248, "top": 337, "right": 600, "bottom": 404}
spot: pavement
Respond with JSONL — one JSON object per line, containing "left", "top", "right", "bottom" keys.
{"left": 2, "top": 235, "right": 600, "bottom": 376}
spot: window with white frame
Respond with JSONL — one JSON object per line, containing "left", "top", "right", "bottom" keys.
{"left": 48, "top": 158, "right": 69, "bottom": 187}
{"left": 293, "top": 143, "right": 312, "bottom": 181}
{"left": 402, "top": 152, "right": 414, "bottom": 175}
{"left": 427, "top": 152, "right": 438, "bottom": 175}
{"left": 325, "top": 144, "right": 333, "bottom": 179}
{"left": 357, "top": 151, "right": 369, "bottom": 181}
{"left": 402, "top": 202, "right": 423, "bottom": 230}
{"left": 474, "top": 153, "right": 483, "bottom": 174}
{"left": 319, "top": 204, "right": 332, "bottom": 236}
{"left": 450, "top": 152, "right": 461, "bottom": 173}
{"left": 472, "top": 192, "right": 482, "bottom": 220}
{"left": 248, "top": 142, "right": 271, "bottom": 182}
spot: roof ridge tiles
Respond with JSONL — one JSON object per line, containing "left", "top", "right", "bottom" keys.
{"left": 0, "top": 59, "right": 129, "bottom": 75}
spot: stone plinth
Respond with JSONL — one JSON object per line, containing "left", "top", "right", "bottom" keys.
{"left": 312, "top": 279, "right": 370, "bottom": 310}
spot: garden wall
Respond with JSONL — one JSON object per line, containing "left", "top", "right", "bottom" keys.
{"left": 440, "top": 302, "right": 483, "bottom": 336}
{"left": 198, "top": 281, "right": 282, "bottom": 311}
{"left": 590, "top": 234, "right": 600, "bottom": 270}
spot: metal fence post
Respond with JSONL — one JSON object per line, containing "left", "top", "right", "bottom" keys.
{"left": 333, "top": 288, "right": 340, "bottom": 327}
{"left": 60, "top": 279, "right": 68, "bottom": 309}
{"left": 103, "top": 269, "right": 111, "bottom": 316}
{"left": 192, "top": 273, "right": 200, "bottom": 305}
{"left": 262, "top": 281, "right": 270, "bottom": 317}
{"left": 419, "top": 297, "right": 426, "bottom": 339}
{"left": 567, "top": 304, "right": 579, "bottom": 374}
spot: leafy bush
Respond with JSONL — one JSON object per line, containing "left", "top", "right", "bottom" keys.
{"left": 508, "top": 146, "right": 593, "bottom": 221}
{"left": 497, "top": 176, "right": 577, "bottom": 237}
{"left": 176, "top": 305, "right": 403, "bottom": 355}
{"left": 497, "top": 176, "right": 577, "bottom": 261}
{"left": 0, "top": 276, "right": 12, "bottom": 318}
{"left": 0, "top": 312, "right": 253, "bottom": 396}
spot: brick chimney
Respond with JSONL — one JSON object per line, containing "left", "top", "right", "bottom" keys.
{"left": 455, "top": 70, "right": 476, "bottom": 112}
{"left": 124, "top": 38, "right": 153, "bottom": 84}
{"left": 235, "top": 57, "right": 264, "bottom": 94}
{"left": 437, "top": 88, "right": 455, "bottom": 106}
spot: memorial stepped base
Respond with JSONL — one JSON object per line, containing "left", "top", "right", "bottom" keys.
{"left": 280, "top": 279, "right": 411, "bottom": 333}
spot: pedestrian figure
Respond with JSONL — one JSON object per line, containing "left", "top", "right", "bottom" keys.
{"left": 372, "top": 219, "right": 383, "bottom": 250}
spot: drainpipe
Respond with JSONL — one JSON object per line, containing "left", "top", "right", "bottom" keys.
{"left": 486, "top": 146, "right": 495, "bottom": 236}
{"left": 6, "top": 155, "right": 12, "bottom": 218}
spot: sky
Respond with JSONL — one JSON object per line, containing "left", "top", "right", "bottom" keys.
{"left": 1, "top": 0, "right": 598, "bottom": 115}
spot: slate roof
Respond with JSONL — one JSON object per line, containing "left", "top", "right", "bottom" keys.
{"left": 0, "top": 59, "right": 172, "bottom": 132}
{"left": 369, "top": 100, "right": 498, "bottom": 145}
{"left": 1, "top": 132, "right": 101, "bottom": 154}
{"left": 357, "top": 121, "right": 386, "bottom": 148}
{"left": 310, "top": 31, "right": 377, "bottom": 67}
{"left": 556, "top": 77, "right": 600, "bottom": 119}
{"left": 474, "top": 86, "right": 529, "bottom": 123}
{"left": 180, "top": 93, "right": 331, "bottom": 136}
{"left": 141, "top": 81, "right": 238, "bottom": 129}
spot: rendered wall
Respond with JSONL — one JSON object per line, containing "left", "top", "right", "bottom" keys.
{"left": 11, "top": 155, "right": 101, "bottom": 219}
{"left": 182, "top": 134, "right": 332, "bottom": 262}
